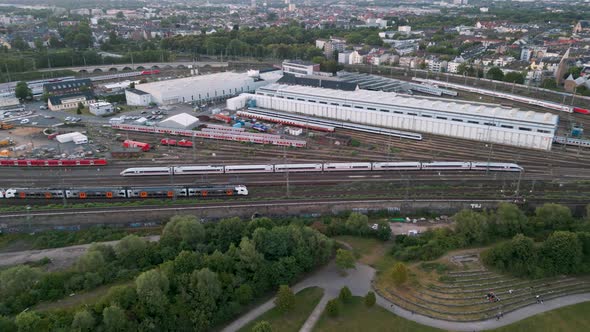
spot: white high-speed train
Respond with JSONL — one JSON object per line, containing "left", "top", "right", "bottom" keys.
{"left": 120, "top": 161, "right": 523, "bottom": 176}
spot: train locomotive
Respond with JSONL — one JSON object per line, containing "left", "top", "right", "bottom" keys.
{"left": 0, "top": 185, "right": 248, "bottom": 199}
{"left": 120, "top": 161, "right": 523, "bottom": 176}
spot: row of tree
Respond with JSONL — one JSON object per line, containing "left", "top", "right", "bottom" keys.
{"left": 0, "top": 215, "right": 334, "bottom": 331}
{"left": 482, "top": 231, "right": 590, "bottom": 278}
{"left": 392, "top": 203, "right": 587, "bottom": 262}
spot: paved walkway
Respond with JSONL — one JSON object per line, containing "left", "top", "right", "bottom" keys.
{"left": 223, "top": 259, "right": 590, "bottom": 332}
{"left": 376, "top": 292, "right": 590, "bottom": 331}
{"left": 221, "top": 260, "right": 375, "bottom": 332}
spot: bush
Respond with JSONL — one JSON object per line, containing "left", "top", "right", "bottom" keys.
{"left": 364, "top": 291, "right": 376, "bottom": 307}
{"left": 390, "top": 262, "right": 408, "bottom": 286}
{"left": 339, "top": 286, "right": 352, "bottom": 303}
{"left": 274, "top": 285, "right": 295, "bottom": 313}
{"left": 326, "top": 299, "right": 340, "bottom": 317}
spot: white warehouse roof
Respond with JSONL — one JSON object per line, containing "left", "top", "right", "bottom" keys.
{"left": 132, "top": 71, "right": 282, "bottom": 105}
{"left": 158, "top": 113, "right": 199, "bottom": 129}
{"left": 259, "top": 84, "right": 558, "bottom": 126}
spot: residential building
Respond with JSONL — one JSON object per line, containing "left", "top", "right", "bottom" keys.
{"left": 338, "top": 51, "right": 352, "bottom": 64}
{"left": 398, "top": 26, "right": 412, "bottom": 34}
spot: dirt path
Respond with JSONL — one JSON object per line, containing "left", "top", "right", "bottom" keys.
{"left": 0, "top": 235, "right": 160, "bottom": 271}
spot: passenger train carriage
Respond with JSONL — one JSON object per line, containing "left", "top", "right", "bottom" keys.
{"left": 119, "top": 161, "right": 524, "bottom": 176}
{"left": 2, "top": 185, "right": 248, "bottom": 199}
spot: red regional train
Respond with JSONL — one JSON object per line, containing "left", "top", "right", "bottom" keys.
{"left": 0, "top": 159, "right": 107, "bottom": 167}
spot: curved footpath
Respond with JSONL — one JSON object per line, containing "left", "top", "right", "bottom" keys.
{"left": 222, "top": 261, "right": 590, "bottom": 332}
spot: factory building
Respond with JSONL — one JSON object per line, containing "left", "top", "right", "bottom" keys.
{"left": 124, "top": 70, "right": 282, "bottom": 106}
{"left": 228, "top": 84, "right": 558, "bottom": 150}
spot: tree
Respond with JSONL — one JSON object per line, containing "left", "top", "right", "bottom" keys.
{"left": 365, "top": 34, "right": 383, "bottom": 46}
{"left": 71, "top": 310, "right": 95, "bottom": 332}
{"left": 77, "top": 102, "right": 84, "bottom": 115}
{"left": 116, "top": 11, "right": 125, "bottom": 19}
{"left": 102, "top": 305, "right": 127, "bottom": 332}
{"left": 15, "top": 82, "right": 32, "bottom": 100}
{"left": 76, "top": 250, "right": 105, "bottom": 273}
{"left": 161, "top": 215, "right": 205, "bottom": 251}
{"left": 0, "top": 316, "right": 16, "bottom": 332}
{"left": 491, "top": 203, "right": 528, "bottom": 238}
{"left": 345, "top": 212, "right": 370, "bottom": 235}
{"left": 15, "top": 311, "right": 41, "bottom": 332}
{"left": 252, "top": 321, "right": 272, "bottom": 332}
{"left": 135, "top": 269, "right": 170, "bottom": 317}
{"left": 0, "top": 265, "right": 42, "bottom": 299}
{"left": 274, "top": 285, "right": 295, "bottom": 313}
{"left": 535, "top": 203, "right": 573, "bottom": 231}
{"left": 339, "top": 286, "right": 352, "bottom": 303}
{"left": 390, "top": 262, "right": 408, "bottom": 286}
{"left": 364, "top": 291, "right": 376, "bottom": 307}
{"left": 453, "top": 209, "right": 489, "bottom": 245}
{"left": 540, "top": 231, "right": 582, "bottom": 275}
{"left": 504, "top": 72, "right": 525, "bottom": 84}
{"left": 235, "top": 284, "right": 253, "bottom": 305}
{"left": 335, "top": 249, "right": 355, "bottom": 271}
{"left": 114, "top": 235, "right": 148, "bottom": 268}
{"left": 486, "top": 67, "right": 505, "bottom": 81}
{"left": 326, "top": 299, "right": 340, "bottom": 317}
{"left": 541, "top": 78, "right": 557, "bottom": 89}
{"left": 376, "top": 222, "right": 392, "bottom": 241}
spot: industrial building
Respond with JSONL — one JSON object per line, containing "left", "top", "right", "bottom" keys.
{"left": 48, "top": 92, "right": 96, "bottom": 111}
{"left": 228, "top": 84, "right": 558, "bottom": 150}
{"left": 124, "top": 70, "right": 281, "bottom": 106}
{"left": 281, "top": 60, "right": 320, "bottom": 77}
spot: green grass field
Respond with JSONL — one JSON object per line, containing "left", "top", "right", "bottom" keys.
{"left": 491, "top": 301, "right": 590, "bottom": 332}
{"left": 238, "top": 287, "right": 324, "bottom": 332}
{"left": 314, "top": 296, "right": 444, "bottom": 332}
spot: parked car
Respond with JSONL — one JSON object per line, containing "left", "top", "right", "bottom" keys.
{"left": 20, "top": 119, "right": 30, "bottom": 124}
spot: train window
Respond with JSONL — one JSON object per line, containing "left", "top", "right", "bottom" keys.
{"left": 519, "top": 127, "right": 532, "bottom": 131}
{"left": 354, "top": 106, "right": 364, "bottom": 109}
{"left": 342, "top": 104, "right": 351, "bottom": 107}
{"left": 367, "top": 107, "right": 376, "bottom": 110}
{"left": 408, "top": 113, "right": 417, "bottom": 116}
{"left": 331, "top": 103, "right": 340, "bottom": 106}
{"left": 538, "top": 129, "right": 550, "bottom": 134}
{"left": 297, "top": 98, "right": 305, "bottom": 101}
{"left": 437, "top": 116, "right": 447, "bottom": 120}
{"left": 501, "top": 125, "right": 513, "bottom": 129}
{"left": 319, "top": 101, "right": 327, "bottom": 104}
{"left": 308, "top": 100, "right": 316, "bottom": 102}
{"left": 394, "top": 111, "right": 403, "bottom": 114}
{"left": 380, "top": 109, "right": 389, "bottom": 113}
{"left": 468, "top": 120, "right": 479, "bottom": 124}
{"left": 451, "top": 118, "right": 463, "bottom": 122}
{"left": 484, "top": 122, "right": 496, "bottom": 126}
{"left": 287, "top": 97, "right": 294, "bottom": 100}
{"left": 422, "top": 114, "right": 432, "bottom": 118}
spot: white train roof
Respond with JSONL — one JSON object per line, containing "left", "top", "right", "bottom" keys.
{"left": 258, "top": 84, "right": 559, "bottom": 125}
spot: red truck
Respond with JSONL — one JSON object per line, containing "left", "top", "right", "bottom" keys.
{"left": 123, "top": 140, "right": 151, "bottom": 152}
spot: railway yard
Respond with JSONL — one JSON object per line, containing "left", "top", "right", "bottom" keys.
{"left": 2, "top": 67, "right": 590, "bottom": 217}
